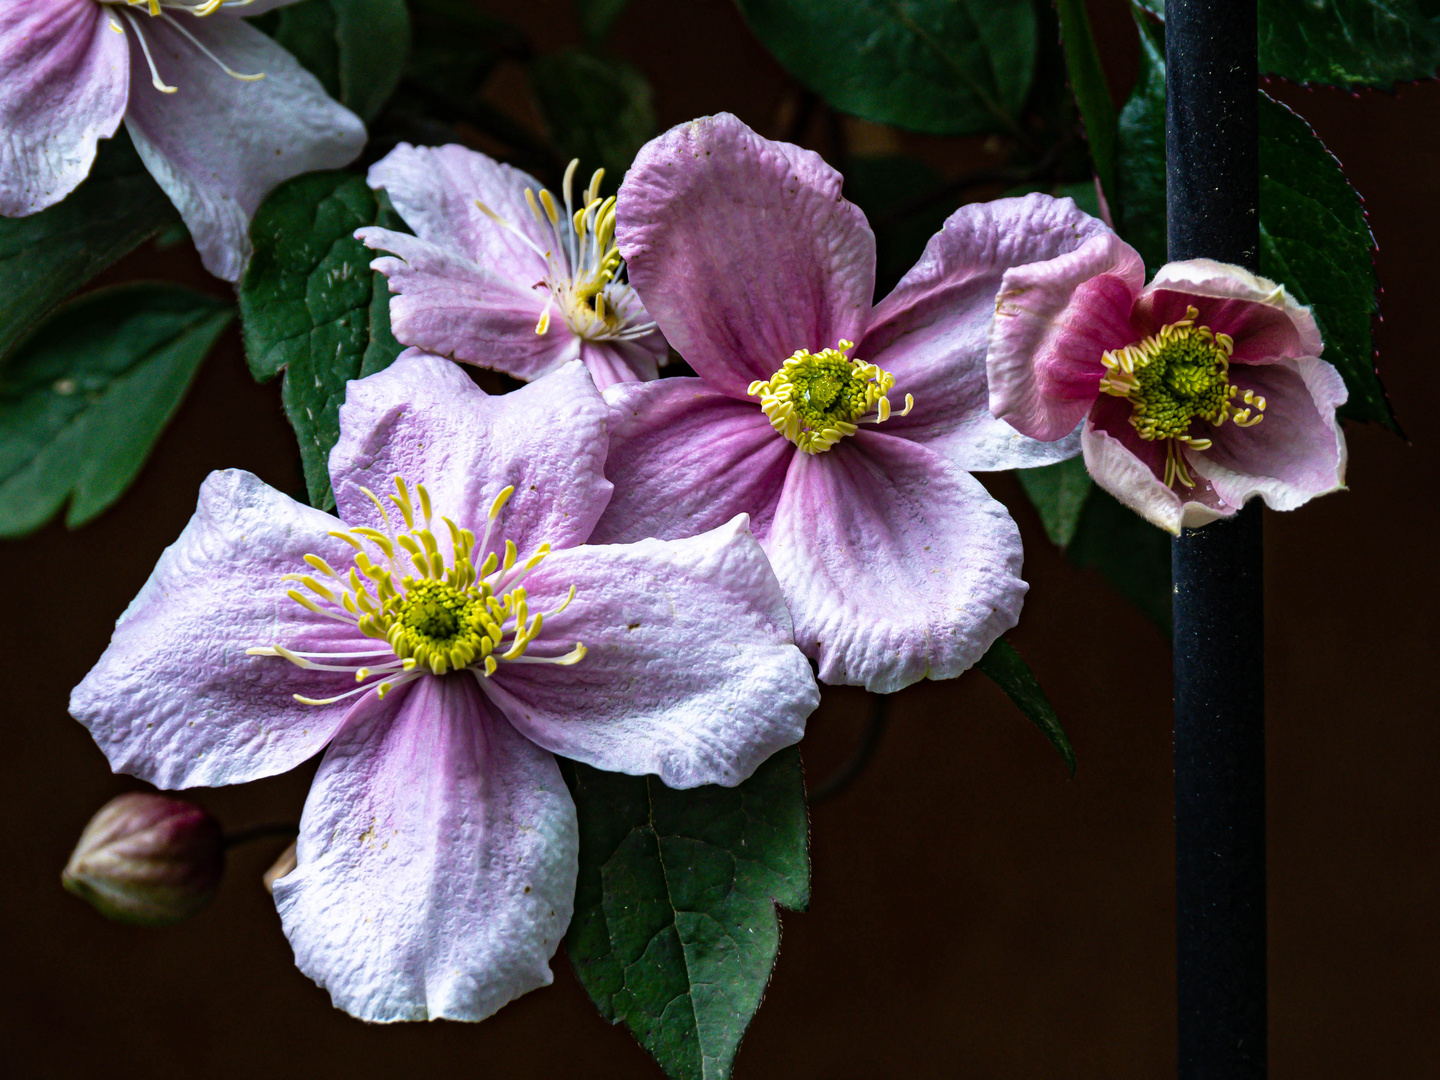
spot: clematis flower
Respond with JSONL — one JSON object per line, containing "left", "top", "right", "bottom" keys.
{"left": 70, "top": 353, "right": 817, "bottom": 1022}
{"left": 589, "top": 113, "right": 1093, "bottom": 693}
{"left": 357, "top": 144, "right": 668, "bottom": 390}
{"left": 0, "top": 0, "right": 366, "bottom": 281}
{"left": 986, "top": 244, "right": 1348, "bottom": 533}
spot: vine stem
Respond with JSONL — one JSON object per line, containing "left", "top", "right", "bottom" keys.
{"left": 809, "top": 695, "right": 890, "bottom": 805}
{"left": 221, "top": 823, "right": 299, "bottom": 850}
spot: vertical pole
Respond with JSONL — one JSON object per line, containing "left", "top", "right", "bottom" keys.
{"left": 1166, "top": 1, "right": 1266, "bottom": 1077}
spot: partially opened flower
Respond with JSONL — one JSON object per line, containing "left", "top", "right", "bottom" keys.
{"left": 987, "top": 244, "right": 1348, "bottom": 533}
{"left": 70, "top": 353, "right": 817, "bottom": 1022}
{"left": 0, "top": 0, "right": 366, "bottom": 280}
{"left": 357, "top": 144, "right": 668, "bottom": 390}
{"left": 590, "top": 113, "right": 1095, "bottom": 693}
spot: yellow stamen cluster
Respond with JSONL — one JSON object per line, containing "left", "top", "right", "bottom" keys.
{"left": 1098, "top": 306, "right": 1266, "bottom": 488}
{"left": 747, "top": 340, "right": 915, "bottom": 454}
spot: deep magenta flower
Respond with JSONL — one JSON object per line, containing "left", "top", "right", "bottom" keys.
{"left": 70, "top": 353, "right": 817, "bottom": 1022}
{"left": 986, "top": 240, "right": 1349, "bottom": 533}
{"left": 357, "top": 144, "right": 668, "bottom": 390}
{"left": 0, "top": 0, "right": 365, "bottom": 280}
{"left": 590, "top": 113, "right": 1094, "bottom": 693}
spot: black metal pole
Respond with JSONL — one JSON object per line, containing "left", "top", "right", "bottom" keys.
{"left": 1166, "top": 0, "right": 1266, "bottom": 1077}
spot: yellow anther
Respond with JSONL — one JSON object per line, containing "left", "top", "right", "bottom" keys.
{"left": 539, "top": 188, "right": 560, "bottom": 225}
{"left": 416, "top": 483, "right": 432, "bottom": 524}
{"left": 502, "top": 539, "right": 518, "bottom": 572}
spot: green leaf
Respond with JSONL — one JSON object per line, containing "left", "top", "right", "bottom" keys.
{"left": 733, "top": 0, "right": 1037, "bottom": 136}
{"left": 404, "top": 0, "right": 524, "bottom": 105}
{"left": 1055, "top": 0, "right": 1118, "bottom": 206}
{"left": 1258, "top": 93, "right": 1394, "bottom": 430}
{"left": 976, "top": 637, "right": 1075, "bottom": 774}
{"left": 565, "top": 748, "right": 809, "bottom": 1080}
{"left": 1260, "top": 0, "right": 1440, "bottom": 87}
{"left": 260, "top": 0, "right": 410, "bottom": 122}
{"left": 577, "top": 0, "right": 632, "bottom": 43}
{"left": 239, "top": 170, "right": 405, "bottom": 510}
{"left": 1067, "top": 487, "right": 1173, "bottom": 636}
{"left": 840, "top": 155, "right": 951, "bottom": 296}
{"left": 529, "top": 51, "right": 657, "bottom": 177}
{"left": 1113, "top": 9, "right": 1167, "bottom": 274}
{"left": 1016, "top": 456, "right": 1093, "bottom": 549}
{"left": 0, "top": 285, "right": 231, "bottom": 535}
{"left": 0, "top": 134, "right": 178, "bottom": 366}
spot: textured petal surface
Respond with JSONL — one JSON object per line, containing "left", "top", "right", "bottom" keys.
{"left": 123, "top": 15, "right": 364, "bottom": 280}
{"left": 986, "top": 229, "right": 1145, "bottom": 441}
{"left": 588, "top": 379, "right": 792, "bottom": 545}
{"left": 274, "top": 675, "right": 576, "bottom": 1023}
{"left": 1137, "top": 259, "right": 1323, "bottom": 362}
{"left": 366, "top": 143, "right": 551, "bottom": 284}
{"left": 862, "top": 195, "right": 1112, "bottom": 468}
{"left": 617, "top": 113, "right": 875, "bottom": 397}
{"left": 766, "top": 433, "right": 1026, "bottom": 693}
{"left": 330, "top": 352, "right": 613, "bottom": 554}
{"left": 578, "top": 336, "right": 665, "bottom": 389}
{"left": 484, "top": 516, "right": 817, "bottom": 788}
{"left": 0, "top": 0, "right": 129, "bottom": 216}
{"left": 69, "top": 470, "right": 367, "bottom": 789}
{"left": 1190, "top": 357, "right": 1349, "bottom": 512}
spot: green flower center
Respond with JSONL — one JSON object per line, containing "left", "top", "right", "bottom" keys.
{"left": 747, "top": 340, "right": 913, "bottom": 454}
{"left": 1099, "top": 306, "right": 1266, "bottom": 488}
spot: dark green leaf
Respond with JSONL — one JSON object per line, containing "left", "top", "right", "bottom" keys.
{"left": 403, "top": 0, "right": 524, "bottom": 105}
{"left": 733, "top": 0, "right": 1036, "bottom": 136}
{"left": 565, "top": 748, "right": 809, "bottom": 1080}
{"left": 530, "top": 52, "right": 656, "bottom": 178}
{"left": 1017, "top": 455, "right": 1093, "bottom": 549}
{"left": 578, "top": 0, "right": 632, "bottom": 43}
{"left": 1260, "top": 0, "right": 1440, "bottom": 87}
{"left": 840, "top": 155, "right": 951, "bottom": 296}
{"left": 239, "top": 171, "right": 405, "bottom": 510}
{"left": 1114, "top": 9, "right": 1167, "bottom": 274}
{"left": 0, "top": 285, "right": 231, "bottom": 535}
{"left": 260, "top": 0, "right": 410, "bottom": 122}
{"left": 0, "top": 134, "right": 178, "bottom": 366}
{"left": 976, "top": 637, "right": 1075, "bottom": 774}
{"left": 1067, "top": 487, "right": 1173, "bottom": 636}
{"left": 1055, "top": 0, "right": 1118, "bottom": 206}
{"left": 1258, "top": 93, "right": 1394, "bottom": 430}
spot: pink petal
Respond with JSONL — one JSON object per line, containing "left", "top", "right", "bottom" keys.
{"left": 69, "top": 470, "right": 368, "bottom": 789}
{"left": 578, "top": 336, "right": 665, "bottom": 389}
{"left": 366, "top": 143, "right": 552, "bottom": 287}
{"left": 274, "top": 675, "right": 576, "bottom": 1022}
{"left": 0, "top": 0, "right": 129, "bottom": 216}
{"left": 484, "top": 516, "right": 816, "bottom": 788}
{"left": 587, "top": 378, "right": 793, "bottom": 545}
{"left": 122, "top": 14, "right": 364, "bottom": 280}
{"left": 861, "top": 194, "right": 1115, "bottom": 469}
{"left": 330, "top": 352, "right": 614, "bottom": 554}
{"left": 986, "top": 230, "right": 1145, "bottom": 441}
{"left": 617, "top": 113, "right": 875, "bottom": 398}
{"left": 1137, "top": 259, "right": 1323, "bottom": 363}
{"left": 765, "top": 432, "right": 1026, "bottom": 693}
{"left": 1188, "top": 357, "right": 1348, "bottom": 512}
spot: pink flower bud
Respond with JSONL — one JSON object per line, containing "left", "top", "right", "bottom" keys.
{"left": 62, "top": 793, "right": 224, "bottom": 927}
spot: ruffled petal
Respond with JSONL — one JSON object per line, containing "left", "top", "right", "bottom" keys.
{"left": 366, "top": 142, "right": 552, "bottom": 284}
{"left": 1137, "top": 259, "right": 1323, "bottom": 363}
{"left": 617, "top": 113, "right": 875, "bottom": 398}
{"left": 69, "top": 470, "right": 368, "bottom": 789}
{"left": 484, "top": 516, "right": 817, "bottom": 788}
{"left": 0, "top": 0, "right": 129, "bottom": 216}
{"left": 274, "top": 675, "right": 576, "bottom": 1023}
{"left": 765, "top": 432, "right": 1026, "bottom": 693}
{"left": 578, "top": 336, "right": 665, "bottom": 389}
{"left": 1188, "top": 357, "right": 1348, "bottom": 512}
{"left": 330, "top": 351, "right": 613, "bottom": 553}
{"left": 986, "top": 229, "right": 1145, "bottom": 441}
{"left": 122, "top": 14, "right": 364, "bottom": 280}
{"left": 860, "top": 195, "right": 1111, "bottom": 469}
{"left": 356, "top": 226, "right": 585, "bottom": 380}
{"left": 587, "top": 378, "right": 792, "bottom": 545}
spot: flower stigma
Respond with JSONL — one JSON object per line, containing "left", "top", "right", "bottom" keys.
{"left": 474, "top": 159, "right": 658, "bottom": 344}
{"left": 98, "top": 0, "right": 266, "bottom": 94}
{"left": 1098, "top": 306, "right": 1265, "bottom": 488}
{"left": 747, "top": 340, "right": 914, "bottom": 454}
{"left": 248, "top": 477, "right": 586, "bottom": 706}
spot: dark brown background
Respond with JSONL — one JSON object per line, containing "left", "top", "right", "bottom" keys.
{"left": 4, "top": 1, "right": 1436, "bottom": 1076}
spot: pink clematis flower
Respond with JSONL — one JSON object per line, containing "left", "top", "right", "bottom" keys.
{"left": 0, "top": 0, "right": 366, "bottom": 281}
{"left": 70, "top": 353, "right": 817, "bottom": 1022}
{"left": 357, "top": 144, "right": 669, "bottom": 390}
{"left": 589, "top": 113, "right": 1093, "bottom": 693}
{"left": 986, "top": 241, "right": 1349, "bottom": 533}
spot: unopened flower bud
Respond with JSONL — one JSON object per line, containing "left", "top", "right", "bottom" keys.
{"left": 263, "top": 841, "right": 297, "bottom": 894}
{"left": 62, "top": 793, "right": 224, "bottom": 927}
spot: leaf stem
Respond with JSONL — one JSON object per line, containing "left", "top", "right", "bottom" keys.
{"left": 809, "top": 694, "right": 890, "bottom": 805}
{"left": 221, "top": 822, "right": 299, "bottom": 850}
